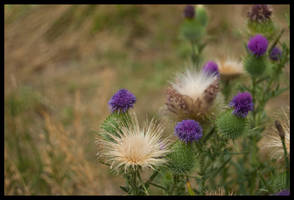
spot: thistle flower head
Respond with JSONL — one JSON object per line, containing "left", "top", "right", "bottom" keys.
{"left": 97, "top": 112, "right": 172, "bottom": 172}
{"left": 275, "top": 190, "right": 290, "bottom": 196}
{"left": 263, "top": 108, "right": 290, "bottom": 162}
{"left": 248, "top": 4, "right": 272, "bottom": 23}
{"left": 203, "top": 61, "right": 219, "bottom": 77}
{"left": 166, "top": 68, "right": 220, "bottom": 123}
{"left": 248, "top": 34, "right": 268, "bottom": 56}
{"left": 229, "top": 92, "right": 254, "bottom": 118}
{"left": 175, "top": 120, "right": 202, "bottom": 143}
{"left": 216, "top": 58, "right": 244, "bottom": 80}
{"left": 108, "top": 89, "right": 136, "bottom": 113}
{"left": 269, "top": 47, "right": 282, "bottom": 61}
{"left": 184, "top": 5, "right": 195, "bottom": 19}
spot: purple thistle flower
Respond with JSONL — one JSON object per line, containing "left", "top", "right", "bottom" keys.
{"left": 108, "top": 89, "right": 136, "bottom": 113}
{"left": 184, "top": 5, "right": 195, "bottom": 19}
{"left": 269, "top": 47, "right": 282, "bottom": 61}
{"left": 248, "top": 4, "right": 272, "bottom": 23}
{"left": 275, "top": 189, "right": 290, "bottom": 196}
{"left": 175, "top": 120, "right": 202, "bottom": 143}
{"left": 203, "top": 61, "right": 219, "bottom": 77}
{"left": 248, "top": 34, "right": 268, "bottom": 56}
{"left": 229, "top": 92, "right": 254, "bottom": 118}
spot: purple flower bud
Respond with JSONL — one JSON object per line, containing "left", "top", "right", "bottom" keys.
{"left": 108, "top": 89, "right": 136, "bottom": 113}
{"left": 248, "top": 4, "right": 272, "bottom": 23}
{"left": 229, "top": 92, "right": 254, "bottom": 118}
{"left": 248, "top": 34, "right": 268, "bottom": 56}
{"left": 269, "top": 47, "right": 282, "bottom": 61}
{"left": 275, "top": 189, "right": 290, "bottom": 196}
{"left": 184, "top": 5, "right": 195, "bottom": 19}
{"left": 203, "top": 61, "right": 219, "bottom": 77}
{"left": 175, "top": 120, "right": 202, "bottom": 143}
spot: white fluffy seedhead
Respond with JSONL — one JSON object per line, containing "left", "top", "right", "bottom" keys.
{"left": 171, "top": 68, "right": 217, "bottom": 100}
{"left": 166, "top": 68, "right": 221, "bottom": 124}
{"left": 263, "top": 108, "right": 290, "bottom": 162}
{"left": 216, "top": 58, "right": 244, "bottom": 80}
{"left": 97, "top": 112, "right": 172, "bottom": 173}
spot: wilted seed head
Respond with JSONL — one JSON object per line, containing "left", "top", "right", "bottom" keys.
{"left": 248, "top": 5, "right": 272, "bottom": 23}
{"left": 274, "top": 190, "right": 290, "bottom": 196}
{"left": 97, "top": 112, "right": 172, "bottom": 172}
{"left": 175, "top": 120, "right": 202, "bottom": 143}
{"left": 203, "top": 61, "right": 220, "bottom": 77}
{"left": 216, "top": 58, "right": 244, "bottom": 80}
{"left": 184, "top": 5, "right": 195, "bottom": 19}
{"left": 269, "top": 47, "right": 282, "bottom": 61}
{"left": 229, "top": 92, "right": 254, "bottom": 118}
{"left": 108, "top": 89, "right": 136, "bottom": 113}
{"left": 263, "top": 108, "right": 290, "bottom": 162}
{"left": 248, "top": 34, "right": 268, "bottom": 56}
{"left": 166, "top": 69, "right": 219, "bottom": 122}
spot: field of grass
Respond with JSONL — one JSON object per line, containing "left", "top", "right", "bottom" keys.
{"left": 4, "top": 5, "right": 289, "bottom": 195}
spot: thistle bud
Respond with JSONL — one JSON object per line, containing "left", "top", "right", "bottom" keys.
{"left": 196, "top": 5, "right": 208, "bottom": 27}
{"left": 216, "top": 110, "right": 247, "bottom": 140}
{"left": 244, "top": 54, "right": 267, "bottom": 77}
{"left": 168, "top": 141, "right": 195, "bottom": 174}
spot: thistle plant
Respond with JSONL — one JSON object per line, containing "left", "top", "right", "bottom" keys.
{"left": 180, "top": 5, "right": 208, "bottom": 69}
{"left": 96, "top": 4, "right": 289, "bottom": 196}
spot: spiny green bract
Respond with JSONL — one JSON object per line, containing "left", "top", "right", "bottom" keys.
{"left": 99, "top": 112, "right": 131, "bottom": 142}
{"left": 216, "top": 110, "right": 247, "bottom": 140}
{"left": 244, "top": 54, "right": 267, "bottom": 77}
{"left": 247, "top": 20, "right": 276, "bottom": 41}
{"left": 167, "top": 141, "right": 196, "bottom": 174}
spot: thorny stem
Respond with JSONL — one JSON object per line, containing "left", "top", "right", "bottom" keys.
{"left": 251, "top": 77, "right": 257, "bottom": 128}
{"left": 276, "top": 121, "right": 290, "bottom": 189}
{"left": 170, "top": 174, "right": 179, "bottom": 195}
{"left": 190, "top": 40, "right": 197, "bottom": 68}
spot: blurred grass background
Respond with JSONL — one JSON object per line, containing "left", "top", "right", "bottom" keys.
{"left": 4, "top": 5, "right": 289, "bottom": 195}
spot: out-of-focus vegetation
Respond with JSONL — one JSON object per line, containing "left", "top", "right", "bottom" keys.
{"left": 4, "top": 5, "right": 289, "bottom": 195}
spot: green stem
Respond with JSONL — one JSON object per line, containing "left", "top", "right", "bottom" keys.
{"left": 149, "top": 182, "right": 167, "bottom": 191}
{"left": 170, "top": 174, "right": 179, "bottom": 195}
{"left": 251, "top": 77, "right": 257, "bottom": 128}
{"left": 190, "top": 40, "right": 197, "bottom": 68}
{"left": 281, "top": 138, "right": 290, "bottom": 189}
{"left": 222, "top": 79, "right": 232, "bottom": 102}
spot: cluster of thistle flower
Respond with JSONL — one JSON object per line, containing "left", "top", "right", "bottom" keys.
{"left": 96, "top": 5, "right": 289, "bottom": 196}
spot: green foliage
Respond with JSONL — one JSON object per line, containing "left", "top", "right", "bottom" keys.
{"left": 216, "top": 110, "right": 247, "bottom": 140}
{"left": 5, "top": 86, "right": 44, "bottom": 117}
